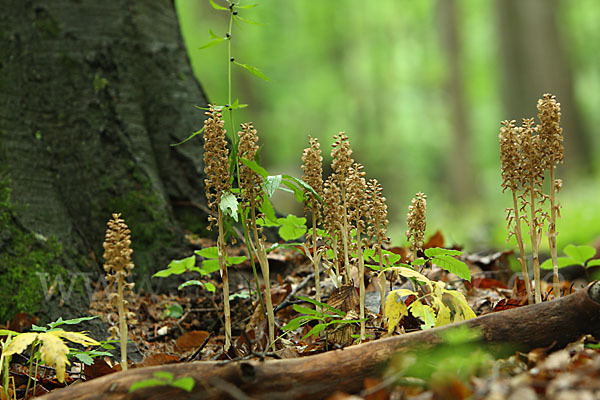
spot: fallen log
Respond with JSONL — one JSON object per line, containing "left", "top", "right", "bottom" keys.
{"left": 41, "top": 282, "right": 600, "bottom": 400}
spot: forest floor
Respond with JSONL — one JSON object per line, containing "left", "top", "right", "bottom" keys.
{"left": 4, "top": 231, "right": 600, "bottom": 399}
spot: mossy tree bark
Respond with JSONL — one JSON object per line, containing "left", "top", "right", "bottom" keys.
{"left": 0, "top": 0, "right": 209, "bottom": 323}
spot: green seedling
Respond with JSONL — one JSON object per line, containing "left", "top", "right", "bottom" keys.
{"left": 161, "top": 304, "right": 184, "bottom": 320}
{"left": 540, "top": 244, "right": 600, "bottom": 280}
{"left": 129, "top": 371, "right": 194, "bottom": 393}
{"left": 154, "top": 249, "right": 247, "bottom": 292}
{"left": 282, "top": 296, "right": 365, "bottom": 348}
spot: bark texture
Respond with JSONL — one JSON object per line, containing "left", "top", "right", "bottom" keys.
{"left": 40, "top": 282, "right": 600, "bottom": 400}
{"left": 0, "top": 0, "right": 208, "bottom": 323}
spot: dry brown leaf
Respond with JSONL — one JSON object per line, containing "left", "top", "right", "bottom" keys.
{"left": 175, "top": 330, "right": 210, "bottom": 351}
{"left": 139, "top": 353, "right": 180, "bottom": 367}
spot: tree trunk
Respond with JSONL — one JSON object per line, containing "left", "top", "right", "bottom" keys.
{"left": 495, "top": 0, "right": 591, "bottom": 173}
{"left": 0, "top": 0, "right": 209, "bottom": 324}
{"left": 438, "top": 0, "right": 479, "bottom": 203}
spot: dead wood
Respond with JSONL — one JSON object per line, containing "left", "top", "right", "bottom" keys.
{"left": 41, "top": 282, "right": 600, "bottom": 400}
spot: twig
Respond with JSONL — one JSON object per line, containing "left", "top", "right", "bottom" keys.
{"left": 273, "top": 272, "right": 316, "bottom": 314}
{"left": 183, "top": 332, "right": 213, "bottom": 362}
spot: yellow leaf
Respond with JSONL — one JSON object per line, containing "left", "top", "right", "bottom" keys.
{"left": 54, "top": 330, "right": 100, "bottom": 347}
{"left": 435, "top": 302, "right": 451, "bottom": 326}
{"left": 385, "top": 290, "right": 410, "bottom": 334}
{"left": 445, "top": 290, "right": 477, "bottom": 321}
{"left": 409, "top": 301, "right": 436, "bottom": 330}
{"left": 393, "top": 267, "right": 430, "bottom": 284}
{"left": 3, "top": 333, "right": 38, "bottom": 357}
{"left": 39, "top": 333, "right": 70, "bottom": 383}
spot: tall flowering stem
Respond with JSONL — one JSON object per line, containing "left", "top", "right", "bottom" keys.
{"left": 406, "top": 192, "right": 427, "bottom": 262}
{"left": 347, "top": 163, "right": 368, "bottom": 340}
{"left": 519, "top": 118, "right": 546, "bottom": 304}
{"left": 366, "top": 179, "right": 389, "bottom": 314}
{"left": 302, "top": 136, "right": 324, "bottom": 303}
{"left": 330, "top": 133, "right": 354, "bottom": 283}
{"left": 203, "top": 105, "right": 233, "bottom": 350}
{"left": 238, "top": 122, "right": 275, "bottom": 350}
{"left": 499, "top": 120, "right": 533, "bottom": 304}
{"left": 537, "top": 94, "right": 564, "bottom": 299}
{"left": 103, "top": 213, "right": 136, "bottom": 371}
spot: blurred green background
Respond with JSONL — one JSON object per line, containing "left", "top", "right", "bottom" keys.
{"left": 174, "top": 0, "right": 600, "bottom": 251}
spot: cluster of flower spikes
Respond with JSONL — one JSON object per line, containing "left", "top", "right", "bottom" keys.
{"left": 537, "top": 94, "right": 565, "bottom": 171}
{"left": 366, "top": 178, "right": 390, "bottom": 254}
{"left": 346, "top": 163, "right": 368, "bottom": 240}
{"left": 238, "top": 122, "right": 263, "bottom": 224}
{"left": 499, "top": 120, "right": 521, "bottom": 194}
{"left": 406, "top": 192, "right": 427, "bottom": 259}
{"left": 301, "top": 135, "right": 324, "bottom": 234}
{"left": 517, "top": 118, "right": 547, "bottom": 224}
{"left": 203, "top": 105, "right": 231, "bottom": 229}
{"left": 103, "top": 213, "right": 136, "bottom": 339}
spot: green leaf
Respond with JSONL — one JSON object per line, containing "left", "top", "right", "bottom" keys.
{"left": 208, "top": 0, "right": 228, "bottom": 10}
{"left": 74, "top": 352, "right": 94, "bottom": 365}
{"left": 281, "top": 180, "right": 305, "bottom": 202}
{"left": 233, "top": 61, "right": 270, "bottom": 81}
{"left": 153, "top": 255, "right": 196, "bottom": 278}
{"left": 178, "top": 280, "right": 206, "bottom": 290}
{"left": 220, "top": 192, "right": 239, "bottom": 222}
{"left": 282, "top": 175, "right": 323, "bottom": 203}
{"left": 47, "top": 316, "right": 98, "bottom": 330}
{"left": 258, "top": 195, "right": 278, "bottom": 225}
{"left": 277, "top": 214, "right": 307, "bottom": 241}
{"left": 564, "top": 244, "right": 596, "bottom": 265}
{"left": 234, "top": 15, "right": 262, "bottom": 25}
{"left": 412, "top": 258, "right": 427, "bottom": 266}
{"left": 162, "top": 304, "right": 184, "bottom": 319}
{"left": 296, "top": 295, "right": 345, "bottom": 316}
{"left": 264, "top": 175, "right": 283, "bottom": 197}
{"left": 199, "top": 37, "right": 225, "bottom": 50}
{"left": 204, "top": 282, "right": 216, "bottom": 292}
{"left": 587, "top": 259, "right": 600, "bottom": 267}
{"left": 282, "top": 315, "right": 314, "bottom": 331}
{"left": 540, "top": 256, "right": 576, "bottom": 270}
{"left": 154, "top": 371, "right": 174, "bottom": 381}
{"left": 227, "top": 255, "right": 247, "bottom": 265}
{"left": 292, "top": 305, "right": 322, "bottom": 316}
{"left": 433, "top": 255, "right": 471, "bottom": 281}
{"left": 424, "top": 247, "right": 463, "bottom": 258}
{"left": 235, "top": 3, "right": 258, "bottom": 8}
{"left": 229, "top": 98, "right": 248, "bottom": 110}
{"left": 229, "top": 291, "right": 254, "bottom": 300}
{"left": 170, "top": 127, "right": 204, "bottom": 147}
{"left": 200, "top": 259, "right": 220, "bottom": 274}
{"left": 240, "top": 158, "right": 269, "bottom": 178}
{"left": 129, "top": 378, "right": 167, "bottom": 392}
{"left": 171, "top": 377, "right": 195, "bottom": 392}
{"left": 302, "top": 323, "right": 326, "bottom": 340}
{"left": 195, "top": 246, "right": 219, "bottom": 259}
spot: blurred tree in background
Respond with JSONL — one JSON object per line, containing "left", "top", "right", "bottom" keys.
{"left": 175, "top": 0, "right": 600, "bottom": 250}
